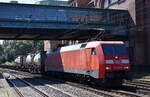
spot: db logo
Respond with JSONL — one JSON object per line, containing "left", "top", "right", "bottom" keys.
{"left": 114, "top": 60, "right": 120, "bottom": 64}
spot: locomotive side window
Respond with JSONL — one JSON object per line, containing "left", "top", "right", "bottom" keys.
{"left": 91, "top": 48, "right": 96, "bottom": 55}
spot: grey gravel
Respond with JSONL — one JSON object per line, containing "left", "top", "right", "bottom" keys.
{"left": 26, "top": 79, "right": 71, "bottom": 97}
{"left": 32, "top": 84, "right": 70, "bottom": 97}
{"left": 16, "top": 75, "right": 74, "bottom": 97}
{"left": 9, "top": 76, "right": 43, "bottom": 97}
{"left": 2, "top": 68, "right": 103, "bottom": 97}
{"left": 20, "top": 75, "right": 102, "bottom": 97}
{"left": 37, "top": 79, "right": 102, "bottom": 97}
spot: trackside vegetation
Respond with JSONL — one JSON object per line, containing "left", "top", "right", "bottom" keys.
{"left": 0, "top": 40, "right": 44, "bottom": 63}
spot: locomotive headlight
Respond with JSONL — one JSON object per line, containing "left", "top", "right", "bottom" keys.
{"left": 106, "top": 66, "right": 111, "bottom": 70}
{"left": 124, "top": 66, "right": 129, "bottom": 69}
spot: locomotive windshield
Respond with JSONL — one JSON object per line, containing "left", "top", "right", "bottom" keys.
{"left": 102, "top": 44, "right": 127, "bottom": 55}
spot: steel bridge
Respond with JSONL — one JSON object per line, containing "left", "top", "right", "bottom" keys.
{"left": 0, "top": 3, "right": 130, "bottom": 40}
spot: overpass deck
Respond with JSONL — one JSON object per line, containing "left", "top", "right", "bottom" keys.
{"left": 0, "top": 3, "right": 130, "bottom": 40}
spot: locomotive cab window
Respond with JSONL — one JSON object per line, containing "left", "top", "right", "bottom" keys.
{"left": 91, "top": 48, "right": 96, "bottom": 55}
{"left": 102, "top": 44, "right": 127, "bottom": 55}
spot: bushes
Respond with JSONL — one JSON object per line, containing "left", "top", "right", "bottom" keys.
{"left": 0, "top": 40, "right": 44, "bottom": 62}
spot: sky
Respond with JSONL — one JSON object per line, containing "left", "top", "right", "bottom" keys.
{"left": 0, "top": 0, "right": 68, "bottom": 4}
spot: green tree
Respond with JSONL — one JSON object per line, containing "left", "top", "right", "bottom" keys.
{"left": 0, "top": 44, "right": 4, "bottom": 63}
{"left": 1, "top": 40, "right": 44, "bottom": 62}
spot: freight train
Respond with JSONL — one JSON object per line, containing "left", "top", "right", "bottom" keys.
{"left": 14, "top": 41, "right": 130, "bottom": 86}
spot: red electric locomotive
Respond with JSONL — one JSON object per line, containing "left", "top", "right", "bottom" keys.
{"left": 45, "top": 41, "right": 130, "bottom": 86}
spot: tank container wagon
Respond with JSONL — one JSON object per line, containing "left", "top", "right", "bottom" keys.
{"left": 33, "top": 52, "right": 47, "bottom": 73}
{"left": 14, "top": 55, "right": 26, "bottom": 70}
{"left": 25, "top": 54, "right": 37, "bottom": 73}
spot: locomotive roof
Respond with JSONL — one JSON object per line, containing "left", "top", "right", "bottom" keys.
{"left": 86, "top": 41, "right": 124, "bottom": 48}
{"left": 47, "top": 41, "right": 124, "bottom": 53}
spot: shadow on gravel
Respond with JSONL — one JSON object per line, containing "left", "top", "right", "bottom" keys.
{"left": 0, "top": 73, "right": 3, "bottom": 79}
{"left": 128, "top": 65, "right": 150, "bottom": 81}
{"left": 111, "top": 85, "right": 138, "bottom": 92}
{"left": 128, "top": 71, "right": 150, "bottom": 81}
{"left": 8, "top": 76, "right": 66, "bottom": 88}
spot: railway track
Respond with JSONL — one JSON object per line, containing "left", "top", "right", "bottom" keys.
{"left": 13, "top": 73, "right": 106, "bottom": 97}
{"left": 124, "top": 80, "right": 150, "bottom": 95}
{"left": 66, "top": 82, "right": 120, "bottom": 97}
{"left": 1, "top": 69, "right": 79, "bottom": 97}
{"left": 129, "top": 80, "right": 150, "bottom": 87}
{"left": 0, "top": 68, "right": 149, "bottom": 97}
{"left": 124, "top": 80, "right": 150, "bottom": 89}
{"left": 6, "top": 74, "right": 49, "bottom": 97}
{"left": 6, "top": 73, "right": 78, "bottom": 97}
{"left": 7, "top": 79, "right": 26, "bottom": 97}
{"left": 66, "top": 81, "right": 144, "bottom": 97}
{"left": 18, "top": 74, "right": 144, "bottom": 97}
{"left": 137, "top": 80, "right": 150, "bottom": 85}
